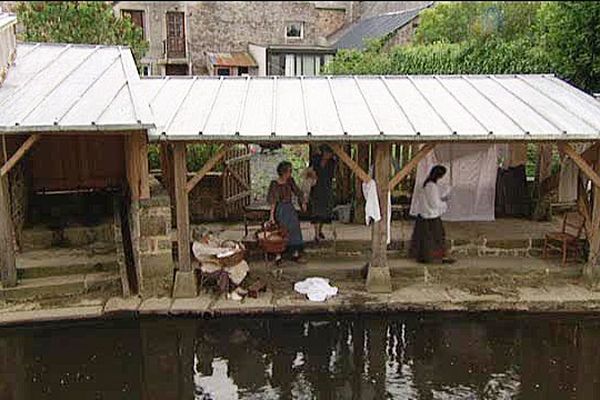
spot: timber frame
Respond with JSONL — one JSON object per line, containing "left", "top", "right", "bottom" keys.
{"left": 164, "top": 138, "right": 600, "bottom": 298}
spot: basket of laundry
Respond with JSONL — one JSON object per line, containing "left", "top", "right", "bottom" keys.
{"left": 255, "top": 221, "right": 288, "bottom": 265}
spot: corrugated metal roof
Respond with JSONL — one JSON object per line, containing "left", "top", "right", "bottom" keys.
{"left": 0, "top": 42, "right": 154, "bottom": 133}
{"left": 140, "top": 75, "right": 600, "bottom": 142}
{"left": 207, "top": 51, "right": 257, "bottom": 67}
{"left": 333, "top": 4, "right": 432, "bottom": 50}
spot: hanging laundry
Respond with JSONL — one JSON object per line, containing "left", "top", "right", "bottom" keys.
{"left": 410, "top": 143, "right": 498, "bottom": 221}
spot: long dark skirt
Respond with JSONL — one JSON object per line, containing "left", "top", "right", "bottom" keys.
{"left": 309, "top": 185, "right": 333, "bottom": 223}
{"left": 410, "top": 216, "right": 446, "bottom": 263}
{"left": 276, "top": 201, "right": 304, "bottom": 252}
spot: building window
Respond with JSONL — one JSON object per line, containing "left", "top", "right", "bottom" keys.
{"left": 217, "top": 68, "right": 231, "bottom": 76}
{"left": 121, "top": 10, "right": 145, "bottom": 39}
{"left": 237, "top": 67, "right": 249, "bottom": 76}
{"left": 141, "top": 64, "right": 151, "bottom": 76}
{"left": 285, "top": 22, "right": 304, "bottom": 39}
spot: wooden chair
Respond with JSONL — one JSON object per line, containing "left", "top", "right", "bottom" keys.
{"left": 543, "top": 211, "right": 587, "bottom": 266}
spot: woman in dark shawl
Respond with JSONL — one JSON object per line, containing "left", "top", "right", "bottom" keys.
{"left": 267, "top": 161, "right": 307, "bottom": 264}
{"left": 309, "top": 144, "right": 336, "bottom": 243}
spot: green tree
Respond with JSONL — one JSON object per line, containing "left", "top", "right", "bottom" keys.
{"left": 415, "top": 1, "right": 542, "bottom": 44}
{"left": 536, "top": 1, "right": 600, "bottom": 93}
{"left": 16, "top": 1, "right": 148, "bottom": 66}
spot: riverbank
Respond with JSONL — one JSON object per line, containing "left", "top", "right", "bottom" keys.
{"left": 2, "top": 256, "right": 600, "bottom": 326}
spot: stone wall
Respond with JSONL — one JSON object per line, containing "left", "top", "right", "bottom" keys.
{"left": 382, "top": 15, "right": 421, "bottom": 50}
{"left": 187, "top": 1, "right": 331, "bottom": 74}
{"left": 133, "top": 177, "right": 174, "bottom": 297}
{"left": 315, "top": 7, "right": 348, "bottom": 38}
{"left": 139, "top": 198, "right": 173, "bottom": 296}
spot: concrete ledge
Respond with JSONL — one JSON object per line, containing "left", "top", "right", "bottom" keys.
{"left": 3, "top": 285, "right": 600, "bottom": 327}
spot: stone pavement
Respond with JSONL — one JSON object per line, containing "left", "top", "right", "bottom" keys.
{"left": 1, "top": 256, "right": 599, "bottom": 326}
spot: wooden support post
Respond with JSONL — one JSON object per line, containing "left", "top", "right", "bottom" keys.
{"left": 388, "top": 143, "right": 435, "bottom": 191}
{"left": 124, "top": 132, "right": 150, "bottom": 201}
{"left": 186, "top": 144, "right": 231, "bottom": 193}
{"left": 584, "top": 144, "right": 600, "bottom": 279}
{"left": 560, "top": 143, "right": 600, "bottom": 189}
{"left": 172, "top": 143, "right": 197, "bottom": 298}
{"left": 0, "top": 174, "right": 16, "bottom": 287}
{"left": 367, "top": 142, "right": 392, "bottom": 293}
{"left": 354, "top": 143, "right": 369, "bottom": 223}
{"left": 533, "top": 143, "right": 553, "bottom": 220}
{"left": 159, "top": 142, "right": 175, "bottom": 207}
{"left": 0, "top": 134, "right": 40, "bottom": 177}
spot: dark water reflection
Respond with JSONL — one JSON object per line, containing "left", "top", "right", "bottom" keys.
{"left": 1, "top": 313, "right": 600, "bottom": 399}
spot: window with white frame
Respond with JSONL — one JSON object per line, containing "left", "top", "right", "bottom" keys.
{"left": 285, "top": 22, "right": 304, "bottom": 39}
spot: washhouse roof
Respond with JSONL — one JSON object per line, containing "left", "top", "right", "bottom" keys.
{"left": 0, "top": 42, "right": 154, "bottom": 133}
{"left": 140, "top": 74, "right": 600, "bottom": 142}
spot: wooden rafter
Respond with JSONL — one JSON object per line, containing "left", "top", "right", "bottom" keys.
{"left": 330, "top": 143, "right": 371, "bottom": 183}
{"left": 388, "top": 143, "right": 435, "bottom": 191}
{"left": 560, "top": 143, "right": 600, "bottom": 189}
{"left": 186, "top": 144, "right": 231, "bottom": 193}
{"left": 0, "top": 134, "right": 40, "bottom": 177}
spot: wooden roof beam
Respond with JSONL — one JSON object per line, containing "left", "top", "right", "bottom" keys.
{"left": 186, "top": 144, "right": 231, "bottom": 193}
{"left": 0, "top": 134, "right": 40, "bottom": 177}
{"left": 388, "top": 143, "right": 435, "bottom": 191}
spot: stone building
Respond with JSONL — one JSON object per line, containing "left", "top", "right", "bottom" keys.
{"left": 113, "top": 1, "right": 192, "bottom": 76}
{"left": 111, "top": 1, "right": 433, "bottom": 76}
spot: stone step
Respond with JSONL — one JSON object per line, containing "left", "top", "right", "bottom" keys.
{"left": 0, "top": 272, "right": 120, "bottom": 301}
{"left": 20, "top": 223, "right": 114, "bottom": 251}
{"left": 16, "top": 245, "right": 118, "bottom": 279}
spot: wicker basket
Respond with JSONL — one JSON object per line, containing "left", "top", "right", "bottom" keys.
{"left": 256, "top": 222, "right": 289, "bottom": 254}
{"left": 216, "top": 240, "right": 246, "bottom": 268}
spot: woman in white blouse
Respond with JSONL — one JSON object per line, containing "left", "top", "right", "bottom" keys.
{"left": 410, "top": 165, "right": 455, "bottom": 264}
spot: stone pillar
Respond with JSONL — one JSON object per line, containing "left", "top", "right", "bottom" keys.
{"left": 367, "top": 143, "right": 392, "bottom": 293}
{"left": 138, "top": 185, "right": 175, "bottom": 297}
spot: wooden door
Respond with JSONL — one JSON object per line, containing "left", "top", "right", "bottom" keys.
{"left": 166, "top": 12, "right": 186, "bottom": 58}
{"left": 222, "top": 145, "right": 251, "bottom": 218}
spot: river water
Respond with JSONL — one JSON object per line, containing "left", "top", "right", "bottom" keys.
{"left": 1, "top": 313, "right": 599, "bottom": 399}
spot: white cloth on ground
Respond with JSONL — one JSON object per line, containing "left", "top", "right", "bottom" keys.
{"left": 294, "top": 277, "right": 338, "bottom": 302}
{"left": 410, "top": 143, "right": 498, "bottom": 221}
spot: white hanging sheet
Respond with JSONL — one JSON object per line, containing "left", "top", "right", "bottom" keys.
{"left": 410, "top": 143, "right": 498, "bottom": 221}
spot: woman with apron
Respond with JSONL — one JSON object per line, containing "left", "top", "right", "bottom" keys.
{"left": 267, "top": 161, "right": 307, "bottom": 264}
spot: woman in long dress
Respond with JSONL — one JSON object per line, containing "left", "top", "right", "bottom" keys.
{"left": 309, "top": 145, "right": 336, "bottom": 243}
{"left": 410, "top": 165, "right": 455, "bottom": 264}
{"left": 267, "top": 161, "right": 307, "bottom": 264}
